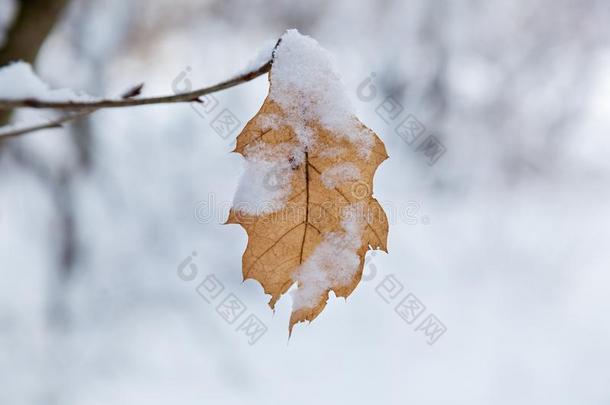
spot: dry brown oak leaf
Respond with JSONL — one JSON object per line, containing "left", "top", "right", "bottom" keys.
{"left": 227, "top": 78, "right": 388, "bottom": 333}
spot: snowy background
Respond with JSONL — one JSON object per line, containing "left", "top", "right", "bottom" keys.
{"left": 1, "top": 0, "right": 610, "bottom": 404}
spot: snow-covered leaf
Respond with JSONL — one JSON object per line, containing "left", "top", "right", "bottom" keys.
{"left": 228, "top": 30, "right": 388, "bottom": 333}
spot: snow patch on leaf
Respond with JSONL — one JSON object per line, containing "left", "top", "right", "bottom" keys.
{"left": 256, "top": 113, "right": 282, "bottom": 132}
{"left": 232, "top": 142, "right": 296, "bottom": 215}
{"left": 321, "top": 163, "right": 361, "bottom": 188}
{"left": 270, "top": 29, "right": 373, "bottom": 156}
{"left": 318, "top": 146, "right": 345, "bottom": 158}
{"left": 290, "top": 203, "right": 366, "bottom": 310}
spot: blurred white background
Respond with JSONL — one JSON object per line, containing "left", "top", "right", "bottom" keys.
{"left": 1, "top": 0, "right": 610, "bottom": 404}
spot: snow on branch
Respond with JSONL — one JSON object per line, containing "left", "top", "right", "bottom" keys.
{"left": 0, "top": 52, "right": 275, "bottom": 140}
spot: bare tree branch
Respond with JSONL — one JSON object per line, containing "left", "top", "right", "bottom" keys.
{"left": 0, "top": 110, "right": 92, "bottom": 140}
{"left": 0, "top": 60, "right": 272, "bottom": 140}
{"left": 0, "top": 60, "right": 272, "bottom": 110}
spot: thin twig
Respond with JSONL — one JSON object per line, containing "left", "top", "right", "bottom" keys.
{"left": 0, "top": 61, "right": 272, "bottom": 140}
{"left": 0, "top": 110, "right": 93, "bottom": 140}
{"left": 0, "top": 60, "right": 272, "bottom": 110}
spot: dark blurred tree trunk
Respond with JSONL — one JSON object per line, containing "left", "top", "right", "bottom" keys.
{"left": 0, "top": 0, "right": 69, "bottom": 125}
{"left": 0, "top": 0, "right": 76, "bottom": 327}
